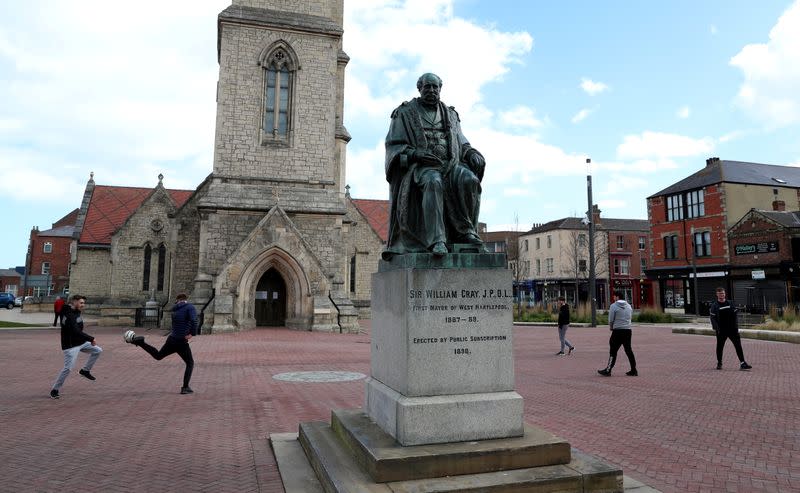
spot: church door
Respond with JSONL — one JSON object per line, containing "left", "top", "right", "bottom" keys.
{"left": 255, "top": 268, "right": 286, "bottom": 326}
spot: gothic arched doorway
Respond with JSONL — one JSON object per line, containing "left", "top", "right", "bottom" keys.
{"left": 255, "top": 268, "right": 286, "bottom": 326}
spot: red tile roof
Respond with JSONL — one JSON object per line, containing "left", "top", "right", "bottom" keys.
{"left": 79, "top": 185, "right": 193, "bottom": 245}
{"left": 352, "top": 199, "right": 389, "bottom": 242}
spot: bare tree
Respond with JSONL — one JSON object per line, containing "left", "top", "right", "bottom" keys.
{"left": 560, "top": 230, "right": 588, "bottom": 305}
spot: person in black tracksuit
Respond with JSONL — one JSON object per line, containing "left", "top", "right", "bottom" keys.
{"left": 128, "top": 293, "right": 198, "bottom": 394}
{"left": 709, "top": 287, "right": 751, "bottom": 371}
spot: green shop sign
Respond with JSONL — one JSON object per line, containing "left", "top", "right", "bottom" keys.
{"left": 734, "top": 241, "right": 779, "bottom": 255}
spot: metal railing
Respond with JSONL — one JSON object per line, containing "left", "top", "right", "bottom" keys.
{"left": 134, "top": 307, "right": 162, "bottom": 328}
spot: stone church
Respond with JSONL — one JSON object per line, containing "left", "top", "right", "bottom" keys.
{"left": 68, "top": 0, "right": 387, "bottom": 332}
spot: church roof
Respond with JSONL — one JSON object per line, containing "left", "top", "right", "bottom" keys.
{"left": 79, "top": 185, "right": 193, "bottom": 245}
{"left": 352, "top": 199, "right": 389, "bottom": 242}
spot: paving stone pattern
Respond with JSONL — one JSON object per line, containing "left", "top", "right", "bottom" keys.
{"left": 0, "top": 324, "right": 797, "bottom": 492}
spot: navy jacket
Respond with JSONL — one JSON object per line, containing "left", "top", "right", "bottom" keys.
{"left": 170, "top": 301, "right": 198, "bottom": 339}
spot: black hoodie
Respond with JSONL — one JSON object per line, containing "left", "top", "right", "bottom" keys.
{"left": 60, "top": 304, "right": 94, "bottom": 350}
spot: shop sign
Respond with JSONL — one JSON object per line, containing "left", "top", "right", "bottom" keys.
{"left": 734, "top": 242, "right": 778, "bottom": 255}
{"left": 751, "top": 270, "right": 766, "bottom": 280}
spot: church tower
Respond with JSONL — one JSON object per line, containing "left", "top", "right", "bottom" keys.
{"left": 195, "top": 0, "right": 357, "bottom": 332}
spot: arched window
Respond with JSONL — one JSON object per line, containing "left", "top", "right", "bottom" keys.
{"left": 259, "top": 41, "right": 298, "bottom": 144}
{"left": 43, "top": 242, "right": 53, "bottom": 253}
{"left": 157, "top": 243, "right": 167, "bottom": 291}
{"left": 142, "top": 244, "right": 152, "bottom": 291}
{"left": 349, "top": 255, "right": 356, "bottom": 294}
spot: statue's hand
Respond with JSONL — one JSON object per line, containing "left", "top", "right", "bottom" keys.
{"left": 467, "top": 150, "right": 485, "bottom": 178}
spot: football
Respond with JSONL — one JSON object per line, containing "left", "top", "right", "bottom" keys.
{"left": 123, "top": 330, "right": 136, "bottom": 343}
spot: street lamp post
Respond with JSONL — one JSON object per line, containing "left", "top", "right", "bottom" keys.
{"left": 586, "top": 158, "right": 597, "bottom": 327}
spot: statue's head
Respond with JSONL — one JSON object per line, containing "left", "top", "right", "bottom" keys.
{"left": 416, "top": 73, "right": 442, "bottom": 106}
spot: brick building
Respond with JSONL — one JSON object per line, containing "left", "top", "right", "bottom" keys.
{"left": 516, "top": 208, "right": 648, "bottom": 308}
{"left": 21, "top": 209, "right": 78, "bottom": 297}
{"left": 1, "top": 268, "right": 22, "bottom": 296}
{"left": 646, "top": 157, "right": 800, "bottom": 313}
{"left": 727, "top": 208, "right": 800, "bottom": 310}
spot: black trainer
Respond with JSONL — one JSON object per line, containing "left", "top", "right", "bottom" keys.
{"left": 50, "top": 389, "right": 60, "bottom": 399}
{"left": 568, "top": 346, "right": 575, "bottom": 355}
{"left": 131, "top": 335, "right": 145, "bottom": 345}
{"left": 79, "top": 369, "right": 96, "bottom": 381}
{"left": 625, "top": 369, "right": 638, "bottom": 376}
{"left": 180, "top": 387, "right": 194, "bottom": 394}
{"left": 740, "top": 362, "right": 752, "bottom": 370}
{"left": 597, "top": 369, "right": 611, "bottom": 376}
{"left": 555, "top": 351, "right": 565, "bottom": 356}
{"left": 716, "top": 362, "right": 723, "bottom": 370}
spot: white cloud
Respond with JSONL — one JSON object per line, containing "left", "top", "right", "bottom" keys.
{"left": 718, "top": 130, "right": 748, "bottom": 143}
{"left": 580, "top": 78, "right": 609, "bottom": 96}
{"left": 616, "top": 131, "right": 715, "bottom": 159}
{"left": 597, "top": 199, "right": 626, "bottom": 210}
{"left": 677, "top": 106, "right": 690, "bottom": 119}
{"left": 571, "top": 108, "right": 592, "bottom": 123}
{"left": 343, "top": 0, "right": 533, "bottom": 114}
{"left": 499, "top": 106, "right": 545, "bottom": 129}
{"left": 730, "top": 1, "right": 800, "bottom": 127}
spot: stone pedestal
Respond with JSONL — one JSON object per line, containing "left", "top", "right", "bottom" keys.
{"left": 365, "top": 257, "right": 523, "bottom": 445}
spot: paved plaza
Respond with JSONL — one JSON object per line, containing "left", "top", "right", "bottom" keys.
{"left": 0, "top": 319, "right": 798, "bottom": 492}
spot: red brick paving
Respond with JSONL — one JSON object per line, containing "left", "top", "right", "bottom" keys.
{"left": 0, "top": 324, "right": 797, "bottom": 492}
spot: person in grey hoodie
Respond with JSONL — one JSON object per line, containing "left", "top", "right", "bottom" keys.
{"left": 598, "top": 290, "right": 637, "bottom": 376}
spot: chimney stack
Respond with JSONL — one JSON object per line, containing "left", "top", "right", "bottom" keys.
{"left": 706, "top": 157, "right": 720, "bottom": 166}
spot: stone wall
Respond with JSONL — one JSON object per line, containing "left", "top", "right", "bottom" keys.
{"left": 171, "top": 196, "right": 203, "bottom": 301}
{"left": 343, "top": 199, "right": 384, "bottom": 317}
{"left": 109, "top": 188, "right": 176, "bottom": 304}
{"left": 214, "top": 23, "right": 339, "bottom": 184}
{"left": 230, "top": 0, "right": 343, "bottom": 23}
{"left": 70, "top": 249, "right": 112, "bottom": 300}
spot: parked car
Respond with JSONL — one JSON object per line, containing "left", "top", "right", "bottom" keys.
{"left": 1, "top": 292, "right": 15, "bottom": 309}
{"left": 14, "top": 296, "right": 34, "bottom": 307}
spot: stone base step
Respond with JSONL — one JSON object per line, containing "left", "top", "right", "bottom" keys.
{"left": 330, "top": 408, "right": 571, "bottom": 482}
{"left": 296, "top": 419, "right": 624, "bottom": 492}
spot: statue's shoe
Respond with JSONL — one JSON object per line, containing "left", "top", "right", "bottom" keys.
{"left": 431, "top": 242, "right": 448, "bottom": 256}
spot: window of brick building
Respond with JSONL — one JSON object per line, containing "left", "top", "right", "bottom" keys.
{"left": 694, "top": 231, "right": 711, "bottom": 257}
{"left": 42, "top": 262, "right": 50, "bottom": 275}
{"left": 43, "top": 242, "right": 53, "bottom": 253}
{"left": 579, "top": 259, "right": 587, "bottom": 272}
{"left": 666, "top": 189, "right": 704, "bottom": 221}
{"left": 664, "top": 235, "right": 679, "bottom": 259}
{"left": 640, "top": 257, "right": 647, "bottom": 273}
{"left": 638, "top": 236, "right": 646, "bottom": 250}
{"left": 613, "top": 258, "right": 630, "bottom": 275}
{"left": 686, "top": 189, "right": 705, "bottom": 218}
{"left": 616, "top": 235, "right": 624, "bottom": 249}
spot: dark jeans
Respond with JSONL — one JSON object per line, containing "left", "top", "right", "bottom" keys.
{"left": 716, "top": 330, "right": 745, "bottom": 364}
{"left": 138, "top": 336, "right": 194, "bottom": 388}
{"left": 607, "top": 329, "right": 636, "bottom": 371}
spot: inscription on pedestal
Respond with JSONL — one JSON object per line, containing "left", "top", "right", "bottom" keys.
{"left": 371, "top": 267, "right": 514, "bottom": 397}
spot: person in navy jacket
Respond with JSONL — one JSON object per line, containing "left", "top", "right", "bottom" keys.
{"left": 128, "top": 293, "right": 198, "bottom": 394}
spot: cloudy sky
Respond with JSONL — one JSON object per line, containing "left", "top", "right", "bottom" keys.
{"left": 2, "top": 0, "right": 800, "bottom": 267}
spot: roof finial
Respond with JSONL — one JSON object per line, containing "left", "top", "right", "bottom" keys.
{"left": 345, "top": 184, "right": 351, "bottom": 198}
{"left": 89, "top": 171, "right": 94, "bottom": 181}
{"left": 158, "top": 173, "right": 164, "bottom": 184}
